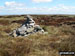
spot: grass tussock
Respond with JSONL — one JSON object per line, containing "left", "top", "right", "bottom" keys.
{"left": 0, "top": 15, "right": 75, "bottom": 56}
{"left": 0, "top": 20, "right": 10, "bottom": 25}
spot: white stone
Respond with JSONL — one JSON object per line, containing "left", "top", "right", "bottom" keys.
{"left": 10, "top": 15, "right": 45, "bottom": 37}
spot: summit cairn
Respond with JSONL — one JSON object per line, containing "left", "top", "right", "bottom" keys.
{"left": 10, "top": 15, "right": 45, "bottom": 37}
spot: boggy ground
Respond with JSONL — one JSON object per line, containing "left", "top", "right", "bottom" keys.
{"left": 0, "top": 15, "right": 75, "bottom": 56}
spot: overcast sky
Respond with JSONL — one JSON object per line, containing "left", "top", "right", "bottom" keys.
{"left": 0, "top": 0, "right": 75, "bottom": 15}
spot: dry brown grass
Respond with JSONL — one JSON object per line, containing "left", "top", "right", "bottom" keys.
{"left": 0, "top": 15, "right": 75, "bottom": 56}
{"left": 0, "top": 20, "right": 10, "bottom": 25}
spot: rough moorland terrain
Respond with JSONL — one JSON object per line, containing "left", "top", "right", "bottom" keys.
{"left": 0, "top": 15, "right": 75, "bottom": 56}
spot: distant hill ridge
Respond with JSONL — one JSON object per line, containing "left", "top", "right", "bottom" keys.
{"left": 0, "top": 15, "right": 75, "bottom": 27}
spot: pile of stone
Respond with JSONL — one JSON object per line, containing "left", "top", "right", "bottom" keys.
{"left": 10, "top": 15, "right": 45, "bottom": 37}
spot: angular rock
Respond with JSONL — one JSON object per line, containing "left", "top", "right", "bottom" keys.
{"left": 10, "top": 15, "right": 45, "bottom": 37}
